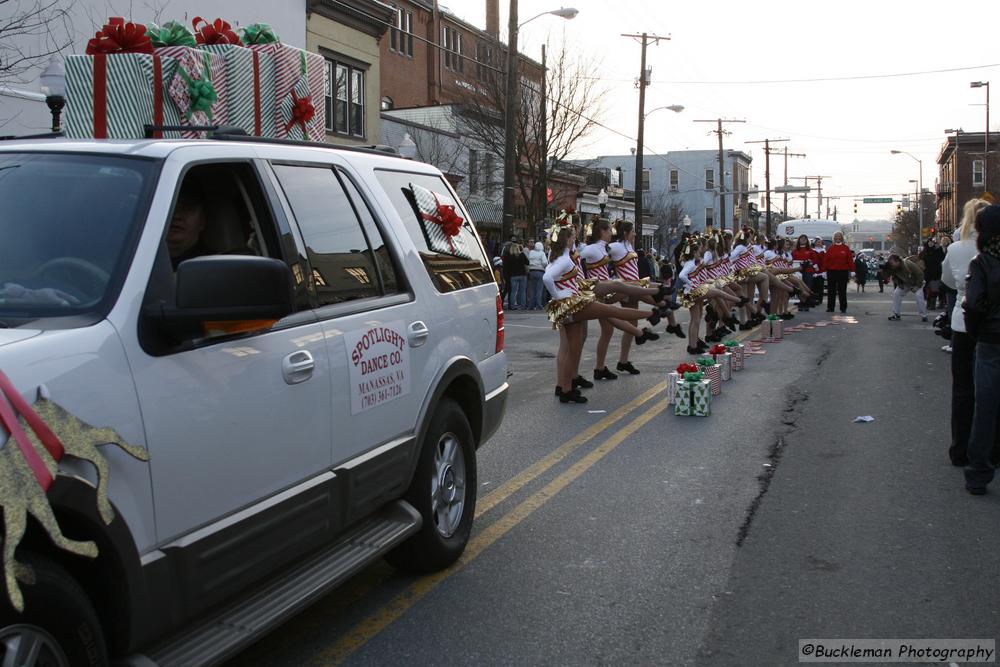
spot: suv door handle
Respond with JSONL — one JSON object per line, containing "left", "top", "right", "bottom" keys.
{"left": 408, "top": 321, "right": 430, "bottom": 348}
{"left": 282, "top": 350, "right": 315, "bottom": 385}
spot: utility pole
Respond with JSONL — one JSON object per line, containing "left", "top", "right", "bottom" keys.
{"left": 622, "top": 32, "right": 667, "bottom": 232}
{"left": 745, "top": 137, "right": 788, "bottom": 236}
{"left": 782, "top": 147, "right": 806, "bottom": 224}
{"left": 694, "top": 118, "right": 745, "bottom": 233}
{"left": 538, "top": 43, "right": 547, "bottom": 234}
{"left": 501, "top": 0, "right": 519, "bottom": 243}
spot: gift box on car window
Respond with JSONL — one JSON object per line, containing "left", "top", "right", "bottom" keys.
{"left": 65, "top": 18, "right": 179, "bottom": 139}
{"left": 675, "top": 374, "right": 712, "bottom": 417}
{"left": 407, "top": 183, "right": 475, "bottom": 258}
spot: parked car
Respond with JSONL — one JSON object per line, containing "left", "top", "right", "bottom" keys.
{"left": 0, "top": 134, "right": 507, "bottom": 666}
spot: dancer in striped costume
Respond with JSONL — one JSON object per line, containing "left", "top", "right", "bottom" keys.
{"left": 544, "top": 225, "right": 662, "bottom": 403}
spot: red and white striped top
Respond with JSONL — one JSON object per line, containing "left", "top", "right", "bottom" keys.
{"left": 543, "top": 250, "right": 582, "bottom": 299}
{"left": 580, "top": 241, "right": 611, "bottom": 280}
{"left": 734, "top": 252, "right": 756, "bottom": 272}
{"left": 608, "top": 240, "right": 640, "bottom": 281}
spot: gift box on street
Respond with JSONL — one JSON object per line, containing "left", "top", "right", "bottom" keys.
{"left": 709, "top": 345, "right": 733, "bottom": 381}
{"left": 724, "top": 340, "right": 745, "bottom": 371}
{"left": 65, "top": 18, "right": 179, "bottom": 139}
{"left": 696, "top": 357, "right": 722, "bottom": 396}
{"left": 675, "top": 373, "right": 712, "bottom": 417}
{"left": 764, "top": 314, "right": 783, "bottom": 341}
{"left": 668, "top": 363, "right": 699, "bottom": 405}
{"left": 273, "top": 40, "right": 326, "bottom": 141}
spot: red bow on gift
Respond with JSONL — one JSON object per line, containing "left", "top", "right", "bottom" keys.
{"left": 284, "top": 91, "right": 315, "bottom": 135}
{"left": 86, "top": 17, "right": 154, "bottom": 55}
{"left": 435, "top": 204, "right": 463, "bottom": 237}
{"left": 193, "top": 16, "right": 243, "bottom": 45}
{"left": 709, "top": 344, "right": 728, "bottom": 355}
{"left": 676, "top": 363, "right": 699, "bottom": 375}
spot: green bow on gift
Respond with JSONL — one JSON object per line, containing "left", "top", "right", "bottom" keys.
{"left": 696, "top": 357, "right": 715, "bottom": 367}
{"left": 683, "top": 371, "right": 705, "bottom": 382}
{"left": 146, "top": 20, "right": 197, "bottom": 47}
{"left": 242, "top": 22, "right": 280, "bottom": 44}
{"left": 767, "top": 314, "right": 780, "bottom": 320}
{"left": 723, "top": 340, "right": 739, "bottom": 348}
{"left": 186, "top": 77, "right": 217, "bottom": 118}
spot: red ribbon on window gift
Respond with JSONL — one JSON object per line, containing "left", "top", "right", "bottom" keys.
{"left": 283, "top": 90, "right": 315, "bottom": 137}
{"left": 192, "top": 16, "right": 243, "bottom": 45}
{"left": 709, "top": 344, "right": 728, "bottom": 356}
{"left": 86, "top": 17, "right": 154, "bottom": 55}
{"left": 435, "top": 204, "right": 463, "bottom": 237}
{"left": 675, "top": 363, "right": 699, "bottom": 376}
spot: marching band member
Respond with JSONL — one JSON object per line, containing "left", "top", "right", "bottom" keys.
{"left": 678, "top": 238, "right": 709, "bottom": 354}
{"left": 730, "top": 229, "right": 770, "bottom": 326}
{"left": 543, "top": 224, "right": 662, "bottom": 403}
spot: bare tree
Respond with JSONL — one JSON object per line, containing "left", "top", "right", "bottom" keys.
{"left": 892, "top": 209, "right": 920, "bottom": 255}
{"left": 646, "top": 192, "right": 687, "bottom": 255}
{"left": 455, "top": 35, "right": 610, "bottom": 224}
{"left": 0, "top": 0, "right": 72, "bottom": 85}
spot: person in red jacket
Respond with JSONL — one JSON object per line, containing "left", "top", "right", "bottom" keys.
{"left": 824, "top": 230, "right": 854, "bottom": 313}
{"left": 791, "top": 234, "right": 820, "bottom": 311}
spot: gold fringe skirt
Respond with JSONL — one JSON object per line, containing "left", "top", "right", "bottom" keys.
{"left": 545, "top": 292, "right": 596, "bottom": 329}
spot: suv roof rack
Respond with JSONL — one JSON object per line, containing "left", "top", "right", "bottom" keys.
{"left": 142, "top": 123, "right": 400, "bottom": 157}
{"left": 0, "top": 132, "right": 65, "bottom": 141}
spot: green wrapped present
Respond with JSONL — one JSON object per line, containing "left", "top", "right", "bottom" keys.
{"left": 675, "top": 378, "right": 712, "bottom": 417}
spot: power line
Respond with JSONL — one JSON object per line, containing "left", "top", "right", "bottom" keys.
{"left": 580, "top": 62, "right": 1000, "bottom": 85}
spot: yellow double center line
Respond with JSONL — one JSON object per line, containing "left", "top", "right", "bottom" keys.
{"left": 315, "top": 329, "right": 758, "bottom": 664}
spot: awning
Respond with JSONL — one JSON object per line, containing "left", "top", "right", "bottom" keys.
{"left": 466, "top": 202, "right": 502, "bottom": 228}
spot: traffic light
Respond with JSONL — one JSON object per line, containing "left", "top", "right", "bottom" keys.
{"left": 853, "top": 201, "right": 858, "bottom": 215}
{"left": 896, "top": 203, "right": 903, "bottom": 216}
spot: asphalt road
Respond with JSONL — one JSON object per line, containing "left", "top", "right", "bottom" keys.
{"left": 224, "top": 289, "right": 999, "bottom": 667}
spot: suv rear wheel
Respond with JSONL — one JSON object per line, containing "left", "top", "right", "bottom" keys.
{"left": 0, "top": 554, "right": 107, "bottom": 667}
{"left": 387, "top": 398, "right": 477, "bottom": 572}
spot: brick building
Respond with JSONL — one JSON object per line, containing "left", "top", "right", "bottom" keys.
{"left": 936, "top": 131, "right": 1000, "bottom": 232}
{"left": 378, "top": 0, "right": 543, "bottom": 110}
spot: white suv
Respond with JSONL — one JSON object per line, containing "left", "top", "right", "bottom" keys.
{"left": 0, "top": 136, "right": 507, "bottom": 666}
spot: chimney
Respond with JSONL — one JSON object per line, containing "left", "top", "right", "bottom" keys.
{"left": 486, "top": 0, "right": 499, "bottom": 39}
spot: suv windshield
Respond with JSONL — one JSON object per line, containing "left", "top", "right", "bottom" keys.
{"left": 0, "top": 152, "right": 156, "bottom": 326}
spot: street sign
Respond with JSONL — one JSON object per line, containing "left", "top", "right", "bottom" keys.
{"left": 774, "top": 185, "right": 810, "bottom": 193}
{"left": 862, "top": 197, "right": 893, "bottom": 204}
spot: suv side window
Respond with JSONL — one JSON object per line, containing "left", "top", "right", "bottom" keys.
{"left": 272, "top": 164, "right": 384, "bottom": 306}
{"left": 338, "top": 169, "right": 401, "bottom": 295}
{"left": 374, "top": 169, "right": 493, "bottom": 293}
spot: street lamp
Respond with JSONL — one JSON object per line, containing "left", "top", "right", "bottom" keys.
{"left": 682, "top": 214, "right": 691, "bottom": 229}
{"left": 971, "top": 81, "right": 990, "bottom": 194}
{"left": 891, "top": 149, "right": 923, "bottom": 241}
{"left": 502, "top": 5, "right": 579, "bottom": 243}
{"left": 39, "top": 56, "right": 66, "bottom": 133}
{"left": 597, "top": 188, "right": 609, "bottom": 216}
{"left": 644, "top": 104, "right": 684, "bottom": 118}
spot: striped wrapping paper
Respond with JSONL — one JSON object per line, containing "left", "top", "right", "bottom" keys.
{"left": 408, "top": 183, "right": 475, "bottom": 258}
{"left": 273, "top": 45, "right": 325, "bottom": 141}
{"left": 200, "top": 44, "right": 277, "bottom": 137}
{"left": 155, "top": 46, "right": 227, "bottom": 137}
{"left": 65, "top": 53, "right": 179, "bottom": 138}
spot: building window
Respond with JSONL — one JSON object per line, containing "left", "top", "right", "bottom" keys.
{"left": 325, "top": 59, "right": 365, "bottom": 137}
{"left": 641, "top": 168, "right": 650, "bottom": 192}
{"left": 482, "top": 152, "right": 496, "bottom": 196}
{"left": 390, "top": 6, "right": 413, "bottom": 57}
{"left": 705, "top": 169, "right": 714, "bottom": 190}
{"left": 468, "top": 149, "right": 479, "bottom": 194}
{"left": 443, "top": 25, "right": 463, "bottom": 72}
{"left": 476, "top": 42, "right": 494, "bottom": 82}
{"left": 669, "top": 169, "right": 678, "bottom": 192}
{"left": 381, "top": 96, "right": 393, "bottom": 111}
{"left": 705, "top": 207, "right": 714, "bottom": 227}
{"left": 973, "top": 159, "right": 985, "bottom": 187}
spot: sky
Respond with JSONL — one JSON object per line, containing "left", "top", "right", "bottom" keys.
{"left": 449, "top": 0, "right": 1000, "bottom": 222}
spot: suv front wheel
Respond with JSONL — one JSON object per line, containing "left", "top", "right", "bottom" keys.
{"left": 0, "top": 554, "right": 107, "bottom": 667}
{"left": 387, "top": 398, "right": 477, "bottom": 572}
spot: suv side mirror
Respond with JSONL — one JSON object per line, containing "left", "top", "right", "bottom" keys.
{"left": 147, "top": 256, "right": 294, "bottom": 335}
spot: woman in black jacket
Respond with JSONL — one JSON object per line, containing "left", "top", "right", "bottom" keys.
{"left": 919, "top": 238, "right": 945, "bottom": 309}
{"left": 962, "top": 204, "right": 1000, "bottom": 495}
